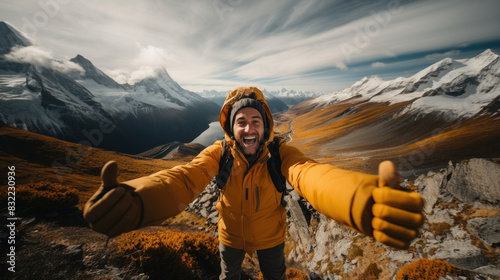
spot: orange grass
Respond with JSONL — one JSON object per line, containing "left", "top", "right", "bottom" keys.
{"left": 395, "top": 258, "right": 463, "bottom": 280}
{"left": 282, "top": 98, "right": 500, "bottom": 176}
{"left": 116, "top": 230, "right": 220, "bottom": 279}
{"left": 0, "top": 124, "right": 191, "bottom": 206}
{"left": 0, "top": 180, "right": 79, "bottom": 214}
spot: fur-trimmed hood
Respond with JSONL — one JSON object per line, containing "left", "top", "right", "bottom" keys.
{"left": 219, "top": 87, "right": 275, "bottom": 143}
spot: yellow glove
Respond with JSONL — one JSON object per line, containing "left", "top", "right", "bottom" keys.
{"left": 83, "top": 161, "right": 143, "bottom": 237}
{"left": 372, "top": 161, "right": 424, "bottom": 249}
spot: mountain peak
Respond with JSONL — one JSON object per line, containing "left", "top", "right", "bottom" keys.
{"left": 478, "top": 48, "right": 498, "bottom": 58}
{"left": 73, "top": 54, "right": 87, "bottom": 61}
{"left": 0, "top": 21, "right": 33, "bottom": 55}
{"left": 70, "top": 54, "right": 93, "bottom": 69}
{"left": 465, "top": 48, "right": 499, "bottom": 69}
{"left": 410, "top": 57, "right": 454, "bottom": 83}
{"left": 153, "top": 66, "right": 173, "bottom": 79}
{"left": 70, "top": 54, "right": 123, "bottom": 88}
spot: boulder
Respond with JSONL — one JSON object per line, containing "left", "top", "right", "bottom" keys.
{"left": 467, "top": 215, "right": 500, "bottom": 248}
{"left": 446, "top": 159, "right": 500, "bottom": 204}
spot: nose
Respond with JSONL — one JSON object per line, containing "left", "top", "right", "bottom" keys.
{"left": 244, "top": 123, "right": 251, "bottom": 132}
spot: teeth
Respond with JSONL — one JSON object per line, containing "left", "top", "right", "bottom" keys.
{"left": 244, "top": 137, "right": 256, "bottom": 140}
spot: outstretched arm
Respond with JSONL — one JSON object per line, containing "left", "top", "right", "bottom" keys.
{"left": 83, "top": 142, "right": 222, "bottom": 237}
{"left": 281, "top": 143, "right": 424, "bottom": 249}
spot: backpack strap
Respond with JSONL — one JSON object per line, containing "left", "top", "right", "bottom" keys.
{"left": 214, "top": 139, "right": 233, "bottom": 190}
{"left": 213, "top": 137, "right": 288, "bottom": 206}
{"left": 266, "top": 137, "right": 286, "bottom": 193}
{"left": 266, "top": 137, "right": 288, "bottom": 207}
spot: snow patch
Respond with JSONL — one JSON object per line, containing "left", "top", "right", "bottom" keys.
{"left": 311, "top": 50, "right": 500, "bottom": 118}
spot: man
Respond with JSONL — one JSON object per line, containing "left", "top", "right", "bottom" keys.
{"left": 84, "top": 87, "right": 424, "bottom": 280}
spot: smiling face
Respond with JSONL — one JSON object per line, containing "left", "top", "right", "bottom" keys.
{"left": 232, "top": 107, "right": 265, "bottom": 156}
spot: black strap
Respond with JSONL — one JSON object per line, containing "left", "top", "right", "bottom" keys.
{"left": 214, "top": 138, "right": 286, "bottom": 197}
{"left": 214, "top": 139, "right": 233, "bottom": 189}
{"left": 266, "top": 138, "right": 286, "bottom": 193}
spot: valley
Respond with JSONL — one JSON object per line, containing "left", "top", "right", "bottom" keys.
{"left": 275, "top": 97, "right": 500, "bottom": 178}
{"left": 1, "top": 18, "right": 500, "bottom": 279}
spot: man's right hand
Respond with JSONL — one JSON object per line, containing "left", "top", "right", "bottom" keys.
{"left": 83, "top": 161, "right": 143, "bottom": 237}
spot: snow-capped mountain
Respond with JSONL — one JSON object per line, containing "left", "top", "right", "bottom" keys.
{"left": 263, "top": 88, "right": 320, "bottom": 106}
{"left": 70, "top": 54, "right": 125, "bottom": 89}
{"left": 0, "top": 21, "right": 32, "bottom": 55}
{"left": 132, "top": 67, "right": 207, "bottom": 109}
{"left": 197, "top": 88, "right": 289, "bottom": 113}
{"left": 197, "top": 89, "right": 230, "bottom": 106}
{"left": 0, "top": 21, "right": 219, "bottom": 154}
{"left": 197, "top": 87, "right": 319, "bottom": 114}
{"left": 284, "top": 49, "right": 500, "bottom": 177}
{"left": 312, "top": 49, "right": 500, "bottom": 119}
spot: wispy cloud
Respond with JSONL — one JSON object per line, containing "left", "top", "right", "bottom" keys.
{"left": 1, "top": 0, "right": 499, "bottom": 92}
{"left": 107, "top": 44, "right": 180, "bottom": 84}
{"left": 371, "top": 62, "right": 385, "bottom": 68}
{"left": 425, "top": 50, "right": 461, "bottom": 60}
{"left": 4, "top": 46, "right": 84, "bottom": 74}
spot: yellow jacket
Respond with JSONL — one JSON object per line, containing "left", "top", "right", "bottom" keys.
{"left": 123, "top": 87, "right": 378, "bottom": 254}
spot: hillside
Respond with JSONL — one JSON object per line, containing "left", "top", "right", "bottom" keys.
{"left": 0, "top": 123, "right": 223, "bottom": 279}
{"left": 275, "top": 49, "right": 500, "bottom": 178}
{"left": 0, "top": 122, "right": 187, "bottom": 204}
{"left": 1, "top": 123, "right": 290, "bottom": 279}
{"left": 2, "top": 47, "right": 500, "bottom": 279}
{"left": 2, "top": 115, "right": 500, "bottom": 279}
{"left": 275, "top": 97, "right": 500, "bottom": 178}
{"left": 0, "top": 21, "right": 220, "bottom": 155}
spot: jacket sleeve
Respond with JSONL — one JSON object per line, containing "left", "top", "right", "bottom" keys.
{"left": 280, "top": 142, "right": 377, "bottom": 236}
{"left": 123, "top": 142, "right": 222, "bottom": 227}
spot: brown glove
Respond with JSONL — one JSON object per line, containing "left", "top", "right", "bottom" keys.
{"left": 83, "top": 161, "right": 143, "bottom": 237}
{"left": 371, "top": 161, "right": 424, "bottom": 249}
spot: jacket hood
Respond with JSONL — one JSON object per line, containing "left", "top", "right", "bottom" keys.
{"left": 219, "top": 87, "right": 274, "bottom": 143}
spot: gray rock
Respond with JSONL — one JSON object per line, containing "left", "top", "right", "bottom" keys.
{"left": 467, "top": 215, "right": 500, "bottom": 248}
{"left": 285, "top": 189, "right": 312, "bottom": 253}
{"left": 207, "top": 211, "right": 219, "bottom": 225}
{"left": 417, "top": 171, "right": 445, "bottom": 213}
{"left": 187, "top": 158, "right": 500, "bottom": 278}
{"left": 63, "top": 244, "right": 83, "bottom": 263}
{"left": 200, "top": 193, "right": 214, "bottom": 204}
{"left": 446, "top": 253, "right": 490, "bottom": 270}
{"left": 474, "top": 265, "right": 500, "bottom": 278}
{"left": 446, "top": 159, "right": 500, "bottom": 204}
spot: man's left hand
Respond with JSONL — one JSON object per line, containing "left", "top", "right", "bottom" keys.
{"left": 372, "top": 161, "right": 425, "bottom": 249}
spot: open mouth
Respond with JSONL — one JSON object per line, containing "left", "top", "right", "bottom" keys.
{"left": 243, "top": 136, "right": 257, "bottom": 146}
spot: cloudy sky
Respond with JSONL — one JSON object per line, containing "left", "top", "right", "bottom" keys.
{"left": 1, "top": 0, "right": 500, "bottom": 92}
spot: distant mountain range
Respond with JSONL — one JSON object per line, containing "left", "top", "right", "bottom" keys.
{"left": 311, "top": 49, "right": 500, "bottom": 118}
{"left": 280, "top": 49, "right": 500, "bottom": 177}
{"left": 0, "top": 21, "right": 222, "bottom": 154}
{"left": 198, "top": 88, "right": 320, "bottom": 110}
{"left": 0, "top": 21, "right": 320, "bottom": 154}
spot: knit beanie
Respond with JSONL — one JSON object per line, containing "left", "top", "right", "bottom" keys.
{"left": 229, "top": 98, "right": 268, "bottom": 135}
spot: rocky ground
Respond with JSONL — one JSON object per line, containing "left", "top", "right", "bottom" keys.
{"left": 187, "top": 158, "right": 500, "bottom": 279}
{"left": 1, "top": 157, "right": 499, "bottom": 279}
{"left": 0, "top": 209, "right": 259, "bottom": 280}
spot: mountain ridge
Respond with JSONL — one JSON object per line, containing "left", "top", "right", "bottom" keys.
{"left": 70, "top": 54, "right": 125, "bottom": 89}
{"left": 311, "top": 49, "right": 500, "bottom": 119}
{"left": 0, "top": 21, "right": 220, "bottom": 154}
{"left": 275, "top": 49, "right": 500, "bottom": 178}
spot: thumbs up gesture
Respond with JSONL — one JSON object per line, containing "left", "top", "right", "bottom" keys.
{"left": 83, "top": 161, "right": 143, "bottom": 237}
{"left": 371, "top": 161, "right": 424, "bottom": 249}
